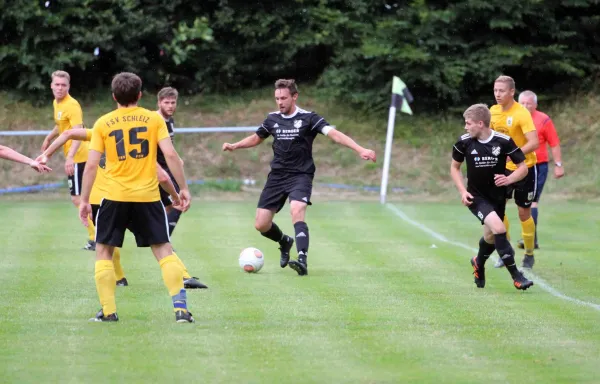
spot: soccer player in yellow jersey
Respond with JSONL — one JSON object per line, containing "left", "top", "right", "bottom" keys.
{"left": 490, "top": 76, "right": 539, "bottom": 269}
{"left": 41, "top": 70, "right": 96, "bottom": 251}
{"left": 37, "top": 128, "right": 204, "bottom": 289}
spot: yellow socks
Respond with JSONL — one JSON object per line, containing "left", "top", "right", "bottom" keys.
{"left": 172, "top": 252, "right": 192, "bottom": 280}
{"left": 95, "top": 260, "right": 117, "bottom": 316}
{"left": 521, "top": 216, "right": 536, "bottom": 256}
{"left": 87, "top": 217, "right": 96, "bottom": 241}
{"left": 503, "top": 216, "right": 511, "bottom": 241}
{"left": 112, "top": 248, "right": 125, "bottom": 281}
{"left": 159, "top": 255, "right": 187, "bottom": 313}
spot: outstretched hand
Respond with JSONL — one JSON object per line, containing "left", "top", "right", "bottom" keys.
{"left": 30, "top": 160, "right": 52, "bottom": 173}
{"left": 359, "top": 148, "right": 376, "bottom": 162}
{"left": 222, "top": 143, "right": 236, "bottom": 152}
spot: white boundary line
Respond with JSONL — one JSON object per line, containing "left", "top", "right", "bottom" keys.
{"left": 386, "top": 204, "right": 600, "bottom": 312}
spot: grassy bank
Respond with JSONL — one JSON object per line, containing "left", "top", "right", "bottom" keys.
{"left": 0, "top": 89, "right": 598, "bottom": 198}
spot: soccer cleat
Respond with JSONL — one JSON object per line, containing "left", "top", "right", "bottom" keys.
{"left": 279, "top": 235, "right": 294, "bottom": 268}
{"left": 89, "top": 309, "right": 119, "bottom": 322}
{"left": 83, "top": 240, "right": 96, "bottom": 251}
{"left": 522, "top": 255, "right": 535, "bottom": 269}
{"left": 175, "top": 310, "right": 195, "bottom": 323}
{"left": 512, "top": 271, "right": 534, "bottom": 291}
{"left": 494, "top": 257, "right": 505, "bottom": 268}
{"left": 470, "top": 257, "right": 485, "bottom": 288}
{"left": 517, "top": 239, "right": 539, "bottom": 249}
{"left": 116, "top": 278, "right": 129, "bottom": 286}
{"left": 183, "top": 277, "right": 208, "bottom": 289}
{"left": 288, "top": 260, "right": 308, "bottom": 276}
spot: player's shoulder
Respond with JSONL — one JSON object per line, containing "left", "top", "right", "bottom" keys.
{"left": 535, "top": 110, "right": 551, "bottom": 120}
{"left": 514, "top": 103, "right": 532, "bottom": 117}
{"left": 66, "top": 95, "right": 82, "bottom": 108}
{"left": 455, "top": 133, "right": 472, "bottom": 146}
{"left": 491, "top": 131, "right": 512, "bottom": 142}
{"left": 489, "top": 104, "right": 502, "bottom": 113}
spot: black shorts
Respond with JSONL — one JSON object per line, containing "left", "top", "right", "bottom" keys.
{"left": 468, "top": 196, "right": 506, "bottom": 225}
{"left": 505, "top": 166, "right": 537, "bottom": 208}
{"left": 533, "top": 162, "right": 549, "bottom": 203}
{"left": 257, "top": 172, "right": 313, "bottom": 213}
{"left": 67, "top": 162, "right": 86, "bottom": 196}
{"left": 159, "top": 168, "right": 180, "bottom": 207}
{"left": 94, "top": 199, "right": 170, "bottom": 248}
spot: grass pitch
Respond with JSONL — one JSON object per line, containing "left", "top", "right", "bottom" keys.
{"left": 0, "top": 199, "right": 598, "bottom": 383}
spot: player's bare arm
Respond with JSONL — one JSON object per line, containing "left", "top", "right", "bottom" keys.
{"left": 158, "top": 137, "right": 190, "bottom": 211}
{"left": 0, "top": 145, "right": 52, "bottom": 173}
{"left": 78, "top": 149, "right": 101, "bottom": 226}
{"left": 450, "top": 159, "right": 473, "bottom": 206}
{"left": 495, "top": 161, "right": 528, "bottom": 187}
{"left": 551, "top": 145, "right": 564, "bottom": 178}
{"left": 64, "top": 124, "right": 84, "bottom": 176}
{"left": 38, "top": 128, "right": 89, "bottom": 164}
{"left": 41, "top": 126, "right": 59, "bottom": 151}
{"left": 157, "top": 163, "right": 184, "bottom": 211}
{"left": 326, "top": 128, "right": 376, "bottom": 162}
{"left": 519, "top": 131, "right": 539, "bottom": 155}
{"left": 222, "top": 134, "right": 265, "bottom": 151}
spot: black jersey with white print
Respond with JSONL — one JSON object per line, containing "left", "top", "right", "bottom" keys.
{"left": 452, "top": 131, "right": 525, "bottom": 202}
{"left": 156, "top": 116, "right": 175, "bottom": 169}
{"left": 256, "top": 107, "right": 331, "bottom": 174}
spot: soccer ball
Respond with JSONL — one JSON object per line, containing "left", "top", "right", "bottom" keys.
{"left": 239, "top": 247, "right": 264, "bottom": 273}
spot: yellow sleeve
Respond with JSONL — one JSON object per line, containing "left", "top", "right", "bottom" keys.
{"left": 67, "top": 102, "right": 84, "bottom": 127}
{"left": 90, "top": 121, "right": 105, "bottom": 153}
{"left": 519, "top": 110, "right": 536, "bottom": 134}
{"left": 85, "top": 129, "right": 93, "bottom": 142}
{"left": 157, "top": 116, "right": 170, "bottom": 141}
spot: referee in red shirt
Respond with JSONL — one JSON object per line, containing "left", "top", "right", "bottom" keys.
{"left": 517, "top": 90, "right": 565, "bottom": 250}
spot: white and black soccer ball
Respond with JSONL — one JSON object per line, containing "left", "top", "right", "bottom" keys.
{"left": 239, "top": 247, "right": 264, "bottom": 273}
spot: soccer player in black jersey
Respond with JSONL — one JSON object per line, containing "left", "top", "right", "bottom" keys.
{"left": 156, "top": 87, "right": 207, "bottom": 289}
{"left": 451, "top": 104, "right": 534, "bottom": 290}
{"left": 222, "top": 79, "right": 376, "bottom": 276}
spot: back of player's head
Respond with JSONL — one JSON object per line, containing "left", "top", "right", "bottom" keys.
{"left": 463, "top": 103, "right": 491, "bottom": 127}
{"left": 157, "top": 87, "right": 178, "bottom": 101}
{"left": 51, "top": 70, "right": 70, "bottom": 84}
{"left": 275, "top": 79, "right": 298, "bottom": 96}
{"left": 518, "top": 90, "right": 537, "bottom": 104}
{"left": 495, "top": 75, "right": 515, "bottom": 90}
{"left": 112, "top": 72, "right": 142, "bottom": 106}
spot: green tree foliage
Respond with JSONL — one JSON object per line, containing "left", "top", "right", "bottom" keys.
{"left": 0, "top": 0, "right": 598, "bottom": 109}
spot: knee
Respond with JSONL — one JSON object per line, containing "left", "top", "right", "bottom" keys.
{"left": 483, "top": 232, "right": 495, "bottom": 243}
{"left": 518, "top": 209, "right": 530, "bottom": 221}
{"left": 254, "top": 219, "right": 271, "bottom": 233}
{"left": 290, "top": 205, "right": 306, "bottom": 223}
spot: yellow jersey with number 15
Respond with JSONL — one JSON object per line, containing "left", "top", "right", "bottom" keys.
{"left": 53, "top": 94, "right": 89, "bottom": 163}
{"left": 90, "top": 106, "right": 169, "bottom": 202}
{"left": 490, "top": 102, "right": 537, "bottom": 170}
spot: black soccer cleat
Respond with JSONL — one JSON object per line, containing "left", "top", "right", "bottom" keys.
{"left": 522, "top": 255, "right": 535, "bottom": 269}
{"left": 83, "top": 240, "right": 96, "bottom": 251}
{"left": 470, "top": 256, "right": 485, "bottom": 288}
{"left": 183, "top": 277, "right": 208, "bottom": 289}
{"left": 116, "top": 278, "right": 129, "bottom": 286}
{"left": 512, "top": 271, "right": 534, "bottom": 291}
{"left": 175, "top": 310, "right": 195, "bottom": 323}
{"left": 279, "top": 235, "right": 294, "bottom": 268}
{"left": 517, "top": 239, "right": 539, "bottom": 250}
{"left": 89, "top": 309, "right": 119, "bottom": 322}
{"left": 288, "top": 260, "right": 308, "bottom": 276}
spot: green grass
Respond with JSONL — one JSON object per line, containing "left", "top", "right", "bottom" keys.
{"left": 0, "top": 199, "right": 599, "bottom": 383}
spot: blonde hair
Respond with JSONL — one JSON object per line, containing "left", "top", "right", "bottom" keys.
{"left": 463, "top": 103, "right": 491, "bottom": 127}
{"left": 495, "top": 75, "right": 515, "bottom": 90}
{"left": 157, "top": 87, "right": 178, "bottom": 101}
{"left": 51, "top": 70, "right": 70, "bottom": 83}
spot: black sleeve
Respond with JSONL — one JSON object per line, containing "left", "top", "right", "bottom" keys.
{"left": 309, "top": 113, "right": 329, "bottom": 134}
{"left": 256, "top": 117, "right": 271, "bottom": 139}
{"left": 505, "top": 138, "right": 526, "bottom": 164}
{"left": 452, "top": 139, "right": 465, "bottom": 162}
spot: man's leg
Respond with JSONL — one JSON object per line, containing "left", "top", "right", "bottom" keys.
{"left": 255, "top": 208, "right": 294, "bottom": 268}
{"left": 70, "top": 163, "right": 96, "bottom": 250}
{"left": 288, "top": 200, "right": 309, "bottom": 276}
{"left": 94, "top": 244, "right": 118, "bottom": 318}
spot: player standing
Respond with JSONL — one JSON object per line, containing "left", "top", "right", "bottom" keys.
{"left": 451, "top": 104, "right": 533, "bottom": 290}
{"left": 516, "top": 90, "right": 565, "bottom": 250}
{"left": 79, "top": 72, "right": 194, "bottom": 322}
{"left": 489, "top": 76, "right": 539, "bottom": 269}
{"left": 41, "top": 70, "right": 96, "bottom": 250}
{"left": 155, "top": 87, "right": 207, "bottom": 289}
{"left": 222, "top": 79, "right": 376, "bottom": 276}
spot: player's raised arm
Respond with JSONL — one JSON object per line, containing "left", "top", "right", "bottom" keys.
{"left": 325, "top": 128, "right": 376, "bottom": 162}
{"left": 41, "top": 126, "right": 59, "bottom": 151}
{"left": 222, "top": 133, "right": 265, "bottom": 151}
{"left": 37, "top": 128, "right": 89, "bottom": 164}
{"left": 0, "top": 145, "right": 52, "bottom": 173}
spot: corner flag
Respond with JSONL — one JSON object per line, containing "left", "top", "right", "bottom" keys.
{"left": 380, "top": 76, "right": 413, "bottom": 204}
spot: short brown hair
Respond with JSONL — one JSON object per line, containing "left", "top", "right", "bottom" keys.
{"left": 157, "top": 87, "right": 178, "bottom": 101}
{"left": 51, "top": 70, "right": 70, "bottom": 83}
{"left": 463, "top": 103, "right": 491, "bottom": 127}
{"left": 111, "top": 72, "right": 142, "bottom": 106}
{"left": 275, "top": 79, "right": 298, "bottom": 95}
{"left": 495, "top": 75, "right": 515, "bottom": 90}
